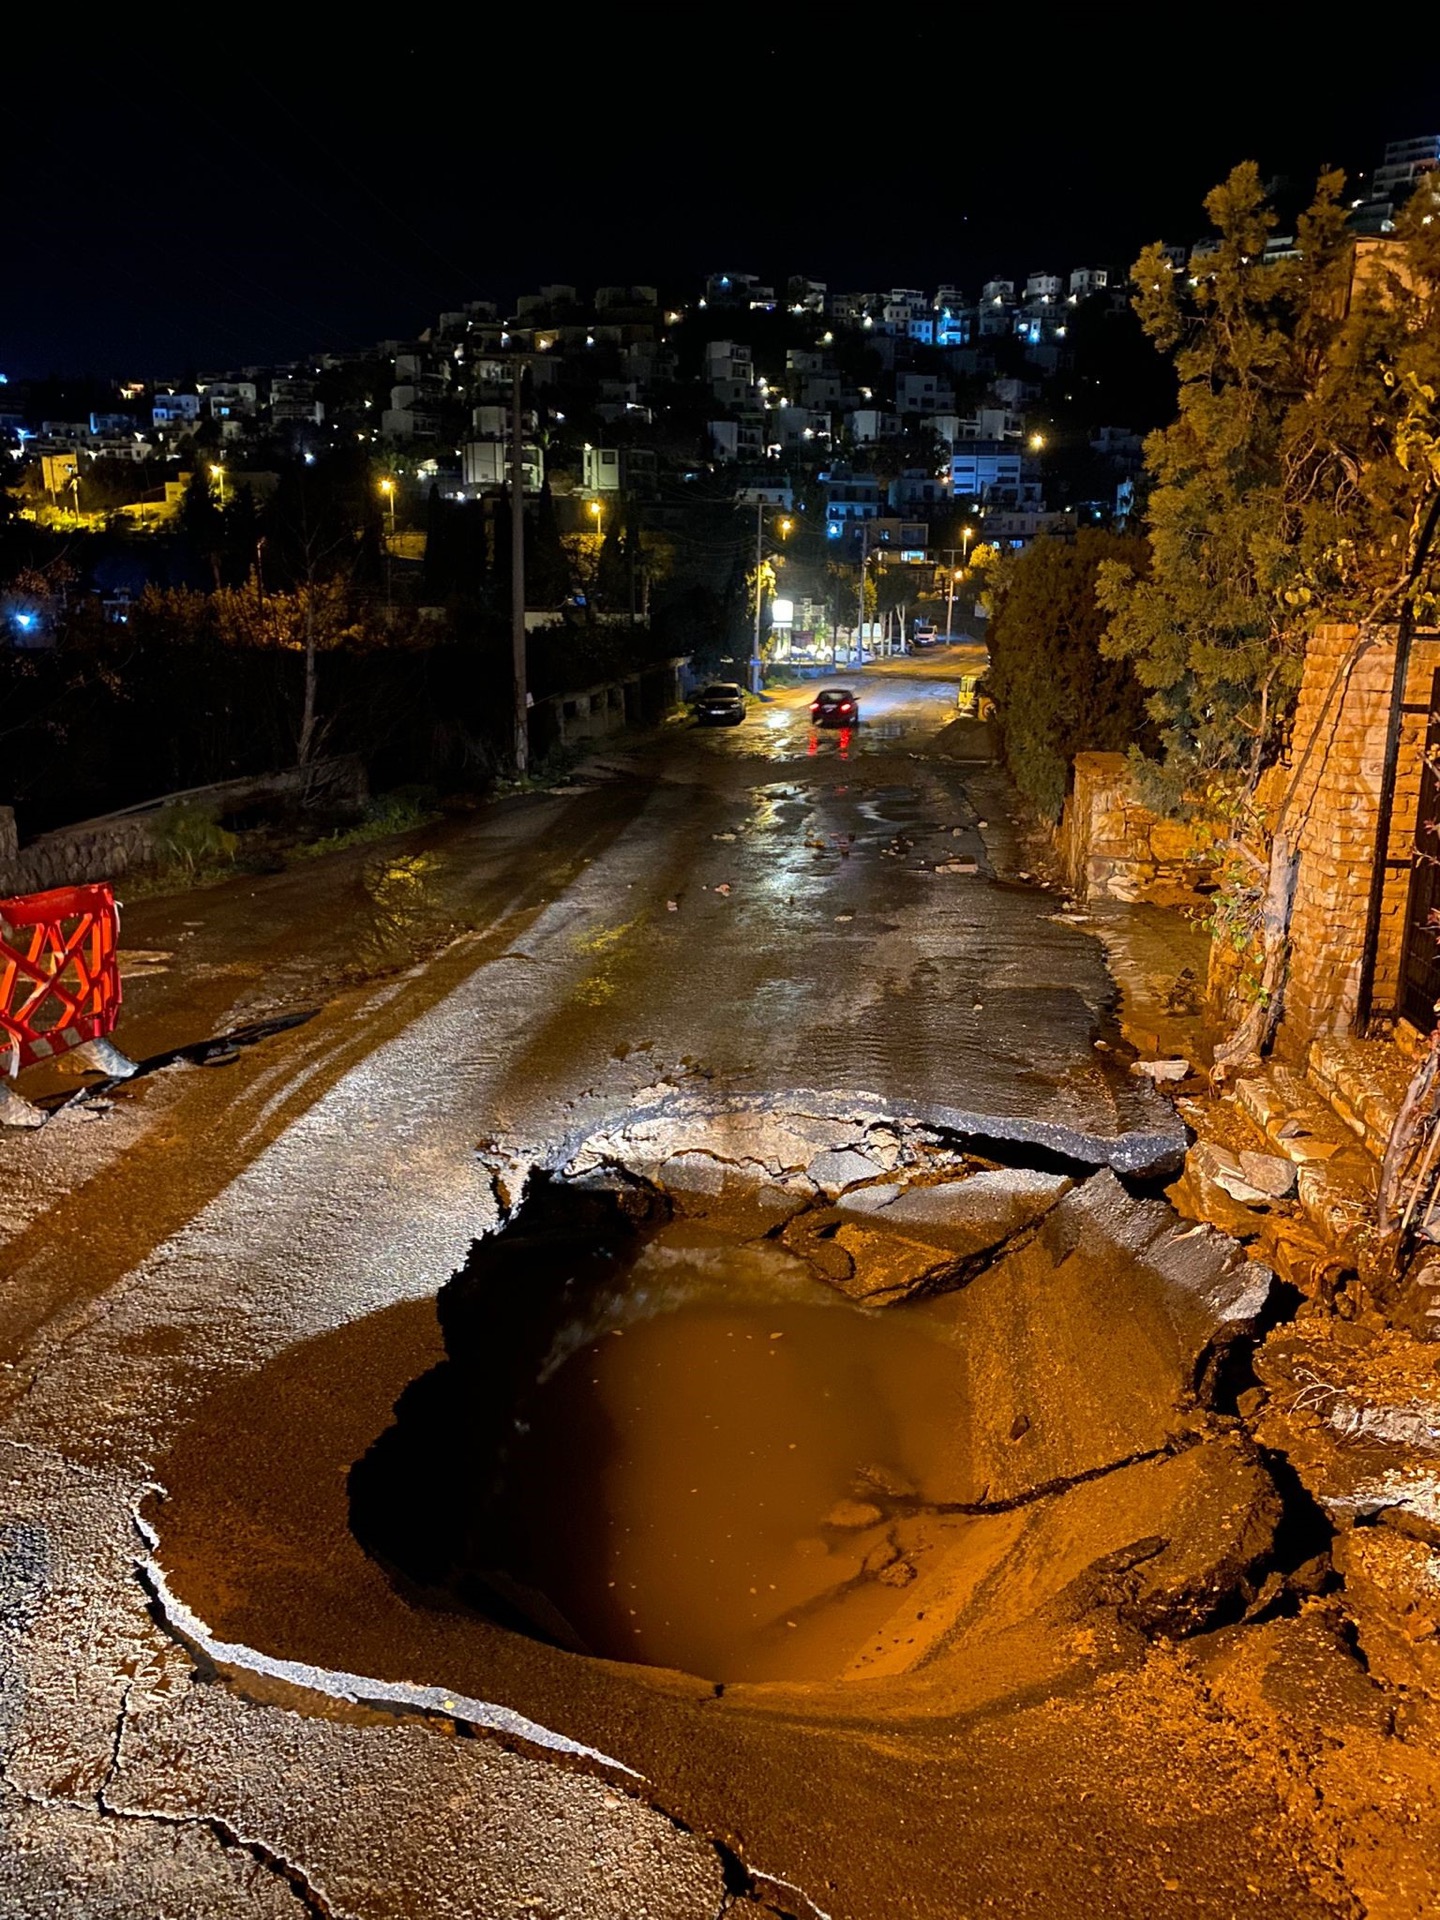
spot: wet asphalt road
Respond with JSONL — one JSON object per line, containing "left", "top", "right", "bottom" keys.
{"left": 0, "top": 653, "right": 1361, "bottom": 1920}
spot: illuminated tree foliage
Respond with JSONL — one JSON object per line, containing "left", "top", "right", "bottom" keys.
{"left": 1099, "top": 162, "right": 1440, "bottom": 794}
{"left": 1100, "top": 161, "right": 1440, "bottom": 1067}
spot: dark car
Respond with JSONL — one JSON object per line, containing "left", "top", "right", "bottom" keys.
{"left": 693, "top": 682, "right": 747, "bottom": 726}
{"left": 811, "top": 687, "right": 859, "bottom": 727}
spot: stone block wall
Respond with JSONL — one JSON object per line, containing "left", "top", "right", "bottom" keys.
{"left": 1, "top": 816, "right": 162, "bottom": 898}
{"left": 533, "top": 660, "right": 688, "bottom": 752}
{"left": 1282, "top": 624, "right": 1440, "bottom": 1050}
{"left": 1058, "top": 752, "right": 1218, "bottom": 906}
{"left": 0, "top": 756, "right": 367, "bottom": 900}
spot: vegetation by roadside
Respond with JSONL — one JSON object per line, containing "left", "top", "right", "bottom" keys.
{"left": 983, "top": 529, "right": 1151, "bottom": 820}
{"left": 120, "top": 788, "right": 444, "bottom": 897}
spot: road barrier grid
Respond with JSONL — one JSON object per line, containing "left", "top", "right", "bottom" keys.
{"left": 0, "top": 883, "right": 122, "bottom": 1079}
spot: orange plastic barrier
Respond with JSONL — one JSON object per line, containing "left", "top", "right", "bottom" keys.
{"left": 0, "top": 884, "right": 122, "bottom": 1077}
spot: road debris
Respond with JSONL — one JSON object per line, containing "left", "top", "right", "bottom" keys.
{"left": 1131, "top": 1057, "right": 1190, "bottom": 1082}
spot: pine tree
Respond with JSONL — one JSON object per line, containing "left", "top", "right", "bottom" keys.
{"left": 529, "top": 478, "right": 573, "bottom": 609}
{"left": 422, "top": 484, "right": 450, "bottom": 601}
{"left": 178, "top": 470, "right": 224, "bottom": 588}
{"left": 221, "top": 484, "right": 261, "bottom": 589}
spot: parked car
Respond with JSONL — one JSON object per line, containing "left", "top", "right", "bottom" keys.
{"left": 912, "top": 621, "right": 941, "bottom": 649}
{"left": 693, "top": 682, "right": 747, "bottom": 726}
{"left": 811, "top": 687, "right": 859, "bottom": 727}
{"left": 956, "top": 674, "right": 995, "bottom": 719}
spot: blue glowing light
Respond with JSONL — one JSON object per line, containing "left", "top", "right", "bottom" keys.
{"left": 14, "top": 611, "right": 36, "bottom": 631}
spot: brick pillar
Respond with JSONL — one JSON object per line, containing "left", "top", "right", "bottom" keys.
{"left": 1281, "top": 624, "right": 1440, "bottom": 1053}
{"left": 1373, "top": 634, "right": 1440, "bottom": 1014}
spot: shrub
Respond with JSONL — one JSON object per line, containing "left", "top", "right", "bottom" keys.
{"left": 149, "top": 803, "right": 238, "bottom": 879}
{"left": 985, "top": 530, "right": 1152, "bottom": 821}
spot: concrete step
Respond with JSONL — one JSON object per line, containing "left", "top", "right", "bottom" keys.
{"left": 1308, "top": 1034, "right": 1410, "bottom": 1161}
{"left": 1179, "top": 1067, "right": 1375, "bottom": 1273}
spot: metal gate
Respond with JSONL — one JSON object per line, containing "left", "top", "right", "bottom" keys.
{"left": 1401, "top": 667, "right": 1440, "bottom": 1029}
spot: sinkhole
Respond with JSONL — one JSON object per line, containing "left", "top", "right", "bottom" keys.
{"left": 347, "top": 1124, "right": 1286, "bottom": 1691}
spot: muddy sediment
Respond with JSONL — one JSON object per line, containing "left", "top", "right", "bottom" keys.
{"left": 140, "top": 1100, "right": 1349, "bottom": 1915}
{"left": 349, "top": 1134, "right": 1284, "bottom": 1692}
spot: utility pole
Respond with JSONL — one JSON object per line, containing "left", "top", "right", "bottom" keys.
{"left": 510, "top": 359, "right": 528, "bottom": 778}
{"left": 943, "top": 547, "right": 957, "bottom": 639}
{"left": 855, "top": 522, "right": 869, "bottom": 667}
{"left": 750, "top": 497, "right": 764, "bottom": 694}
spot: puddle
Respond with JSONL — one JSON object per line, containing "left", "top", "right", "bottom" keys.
{"left": 144, "top": 1107, "right": 1300, "bottom": 1918}
{"left": 346, "top": 1110, "right": 1272, "bottom": 1707}
{"left": 472, "top": 1223, "right": 967, "bottom": 1682}
{"left": 349, "top": 1174, "right": 983, "bottom": 1685}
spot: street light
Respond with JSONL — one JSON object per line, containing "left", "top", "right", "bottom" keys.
{"left": 1028, "top": 432, "right": 1046, "bottom": 452}
{"left": 946, "top": 526, "right": 976, "bottom": 639}
{"left": 209, "top": 462, "right": 225, "bottom": 505}
{"left": 378, "top": 479, "right": 396, "bottom": 610}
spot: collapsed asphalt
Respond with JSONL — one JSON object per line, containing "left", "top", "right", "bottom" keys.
{"left": 4, "top": 656, "right": 1438, "bottom": 1918}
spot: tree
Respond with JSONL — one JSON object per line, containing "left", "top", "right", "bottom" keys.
{"left": 221, "top": 484, "right": 261, "bottom": 589}
{"left": 987, "top": 531, "right": 1151, "bottom": 819}
{"left": 1096, "top": 164, "right": 1355, "bottom": 791}
{"left": 212, "top": 576, "right": 365, "bottom": 766}
{"left": 528, "top": 478, "right": 573, "bottom": 609}
{"left": 875, "top": 559, "right": 915, "bottom": 643}
{"left": 178, "top": 470, "right": 225, "bottom": 588}
{"left": 1098, "top": 162, "right": 1440, "bottom": 1064}
{"left": 596, "top": 519, "right": 627, "bottom": 610}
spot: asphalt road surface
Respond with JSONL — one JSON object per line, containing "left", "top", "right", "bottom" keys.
{"left": 1, "top": 653, "right": 1426, "bottom": 1919}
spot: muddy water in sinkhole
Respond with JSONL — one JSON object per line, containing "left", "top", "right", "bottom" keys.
{"left": 493, "top": 1227, "right": 967, "bottom": 1681}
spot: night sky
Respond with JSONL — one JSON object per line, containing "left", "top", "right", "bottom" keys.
{"left": 6, "top": 26, "right": 1434, "bottom": 381}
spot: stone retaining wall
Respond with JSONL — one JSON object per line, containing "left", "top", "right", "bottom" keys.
{"left": 532, "top": 659, "right": 689, "bottom": 754}
{"left": 1058, "top": 752, "right": 1218, "bottom": 906}
{"left": 0, "top": 756, "right": 367, "bottom": 899}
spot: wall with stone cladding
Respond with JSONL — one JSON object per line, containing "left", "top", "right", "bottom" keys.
{"left": 1058, "top": 752, "right": 1218, "bottom": 906}
{"left": 0, "top": 756, "right": 367, "bottom": 901}
{"left": 1282, "top": 625, "right": 1440, "bottom": 1053}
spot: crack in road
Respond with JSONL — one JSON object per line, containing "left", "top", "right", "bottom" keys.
{"left": 886, "top": 1438, "right": 1192, "bottom": 1519}
{"left": 0, "top": 1720, "right": 335, "bottom": 1920}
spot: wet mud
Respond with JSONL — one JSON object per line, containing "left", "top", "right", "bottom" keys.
{"left": 356, "top": 1199, "right": 987, "bottom": 1684}
{"left": 142, "top": 1105, "right": 1357, "bottom": 1919}
{"left": 347, "top": 1141, "right": 1283, "bottom": 1694}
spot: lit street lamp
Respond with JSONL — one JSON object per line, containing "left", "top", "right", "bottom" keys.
{"left": 945, "top": 525, "right": 976, "bottom": 640}
{"left": 209, "top": 462, "right": 225, "bottom": 505}
{"left": 379, "top": 479, "right": 396, "bottom": 609}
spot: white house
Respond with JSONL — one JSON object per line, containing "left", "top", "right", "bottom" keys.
{"left": 950, "top": 442, "right": 1023, "bottom": 501}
